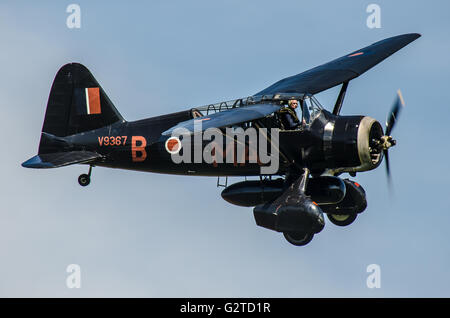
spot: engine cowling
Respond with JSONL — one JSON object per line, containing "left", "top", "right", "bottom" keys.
{"left": 324, "top": 116, "right": 384, "bottom": 174}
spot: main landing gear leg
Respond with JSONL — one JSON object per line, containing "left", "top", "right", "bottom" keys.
{"left": 282, "top": 168, "right": 317, "bottom": 246}
{"left": 78, "top": 165, "right": 93, "bottom": 187}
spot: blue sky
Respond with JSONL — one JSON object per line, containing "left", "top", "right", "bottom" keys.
{"left": 1, "top": 0, "right": 449, "bottom": 297}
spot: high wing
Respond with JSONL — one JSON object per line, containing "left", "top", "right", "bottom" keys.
{"left": 162, "top": 103, "right": 281, "bottom": 135}
{"left": 256, "top": 33, "right": 421, "bottom": 96}
{"left": 163, "top": 34, "right": 420, "bottom": 136}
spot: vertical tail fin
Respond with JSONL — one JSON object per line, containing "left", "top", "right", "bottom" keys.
{"left": 39, "top": 63, "right": 125, "bottom": 154}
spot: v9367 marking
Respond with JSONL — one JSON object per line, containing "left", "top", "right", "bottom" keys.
{"left": 98, "top": 136, "right": 127, "bottom": 146}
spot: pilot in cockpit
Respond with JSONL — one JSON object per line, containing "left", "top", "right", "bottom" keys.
{"left": 279, "top": 99, "right": 302, "bottom": 130}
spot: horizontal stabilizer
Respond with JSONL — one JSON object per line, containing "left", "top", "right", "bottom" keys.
{"left": 22, "top": 151, "right": 102, "bottom": 169}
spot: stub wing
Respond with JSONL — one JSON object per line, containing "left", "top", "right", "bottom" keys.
{"left": 256, "top": 33, "right": 421, "bottom": 96}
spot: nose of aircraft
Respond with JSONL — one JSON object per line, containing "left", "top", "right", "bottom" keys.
{"left": 356, "top": 116, "right": 384, "bottom": 172}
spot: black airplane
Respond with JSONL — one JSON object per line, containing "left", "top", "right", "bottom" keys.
{"left": 23, "top": 33, "right": 420, "bottom": 246}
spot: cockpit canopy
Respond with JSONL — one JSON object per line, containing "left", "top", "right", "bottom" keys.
{"left": 299, "top": 95, "right": 323, "bottom": 126}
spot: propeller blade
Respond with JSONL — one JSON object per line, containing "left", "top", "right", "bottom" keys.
{"left": 385, "top": 89, "right": 405, "bottom": 136}
{"left": 384, "top": 149, "right": 391, "bottom": 184}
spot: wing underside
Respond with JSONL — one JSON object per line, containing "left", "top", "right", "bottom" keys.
{"left": 256, "top": 33, "right": 421, "bottom": 96}
{"left": 162, "top": 103, "right": 281, "bottom": 135}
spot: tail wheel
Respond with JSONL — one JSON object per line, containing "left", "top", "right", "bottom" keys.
{"left": 78, "top": 174, "right": 90, "bottom": 187}
{"left": 327, "top": 213, "right": 357, "bottom": 226}
{"left": 283, "top": 231, "right": 314, "bottom": 246}
{"left": 78, "top": 165, "right": 93, "bottom": 187}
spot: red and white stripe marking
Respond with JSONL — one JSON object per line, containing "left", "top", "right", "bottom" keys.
{"left": 85, "top": 87, "right": 101, "bottom": 115}
{"left": 348, "top": 52, "right": 364, "bottom": 57}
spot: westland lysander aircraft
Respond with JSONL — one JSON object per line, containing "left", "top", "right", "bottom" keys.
{"left": 23, "top": 33, "right": 420, "bottom": 246}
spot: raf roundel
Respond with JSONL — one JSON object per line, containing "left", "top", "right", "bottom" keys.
{"left": 165, "top": 137, "right": 181, "bottom": 154}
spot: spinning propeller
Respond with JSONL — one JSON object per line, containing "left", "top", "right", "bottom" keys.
{"left": 374, "top": 90, "right": 405, "bottom": 184}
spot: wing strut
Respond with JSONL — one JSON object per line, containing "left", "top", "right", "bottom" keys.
{"left": 332, "top": 81, "right": 349, "bottom": 115}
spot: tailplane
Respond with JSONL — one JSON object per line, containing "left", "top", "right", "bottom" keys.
{"left": 22, "top": 150, "right": 102, "bottom": 169}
